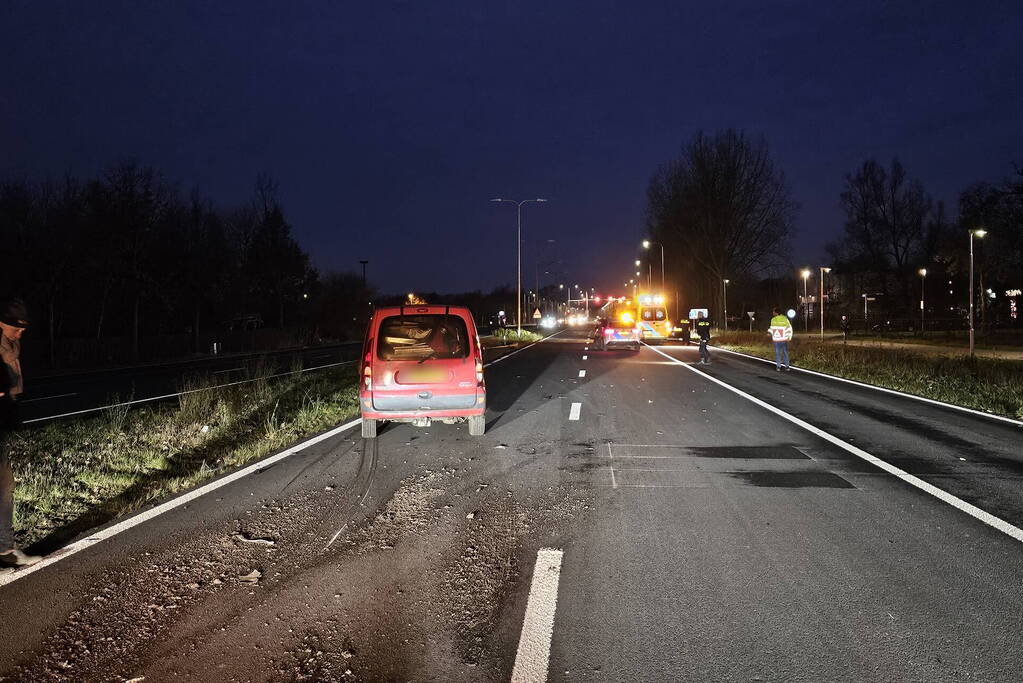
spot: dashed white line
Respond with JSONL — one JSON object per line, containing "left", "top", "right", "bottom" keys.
{"left": 581, "top": 355, "right": 588, "bottom": 361}
{"left": 568, "top": 402, "right": 582, "bottom": 421}
{"left": 511, "top": 548, "right": 565, "bottom": 683}
{"left": 607, "top": 442, "right": 618, "bottom": 489}
{"left": 578, "top": 370, "right": 586, "bottom": 378}
{"left": 645, "top": 343, "right": 1023, "bottom": 545}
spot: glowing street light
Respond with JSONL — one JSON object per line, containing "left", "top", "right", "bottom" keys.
{"left": 968, "top": 229, "right": 987, "bottom": 357}
{"left": 491, "top": 197, "right": 548, "bottom": 334}
{"left": 722, "top": 279, "right": 730, "bottom": 330}
{"left": 642, "top": 240, "right": 665, "bottom": 289}
{"left": 800, "top": 269, "right": 812, "bottom": 332}
{"left": 918, "top": 268, "right": 928, "bottom": 333}
{"left": 819, "top": 267, "right": 831, "bottom": 338}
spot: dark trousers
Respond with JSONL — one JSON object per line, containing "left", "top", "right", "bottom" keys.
{"left": 0, "top": 400, "right": 18, "bottom": 552}
{"left": 699, "top": 338, "right": 710, "bottom": 362}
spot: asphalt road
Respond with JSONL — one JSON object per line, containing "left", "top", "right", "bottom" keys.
{"left": 1, "top": 329, "right": 1022, "bottom": 681}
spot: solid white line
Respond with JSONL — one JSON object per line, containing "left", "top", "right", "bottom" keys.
{"left": 607, "top": 442, "right": 618, "bottom": 489}
{"left": 211, "top": 367, "right": 244, "bottom": 375}
{"left": 23, "top": 360, "right": 358, "bottom": 425}
{"left": 3, "top": 329, "right": 564, "bottom": 587}
{"left": 20, "top": 392, "right": 78, "bottom": 403}
{"left": 0, "top": 417, "right": 363, "bottom": 588}
{"left": 706, "top": 344, "right": 1023, "bottom": 428}
{"left": 645, "top": 344, "right": 1023, "bottom": 544}
{"left": 511, "top": 548, "right": 564, "bottom": 683}
{"left": 484, "top": 329, "right": 567, "bottom": 368}
{"left": 568, "top": 402, "right": 582, "bottom": 421}
{"left": 578, "top": 370, "right": 586, "bottom": 378}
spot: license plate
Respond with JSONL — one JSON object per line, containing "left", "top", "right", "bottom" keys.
{"left": 399, "top": 367, "right": 448, "bottom": 383}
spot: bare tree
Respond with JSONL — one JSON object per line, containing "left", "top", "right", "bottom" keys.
{"left": 646, "top": 130, "right": 795, "bottom": 320}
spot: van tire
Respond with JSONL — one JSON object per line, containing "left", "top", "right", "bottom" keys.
{"left": 361, "top": 418, "right": 377, "bottom": 439}
{"left": 468, "top": 414, "right": 485, "bottom": 436}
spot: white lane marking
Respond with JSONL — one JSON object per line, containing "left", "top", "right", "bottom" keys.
{"left": 484, "top": 329, "right": 567, "bottom": 367}
{"left": 0, "top": 417, "right": 363, "bottom": 588}
{"left": 324, "top": 524, "right": 347, "bottom": 550}
{"left": 511, "top": 548, "right": 564, "bottom": 683}
{"left": 568, "top": 402, "right": 582, "bottom": 421}
{"left": 3, "top": 328, "right": 566, "bottom": 586}
{"left": 211, "top": 367, "right": 245, "bottom": 375}
{"left": 23, "top": 360, "right": 358, "bottom": 425}
{"left": 706, "top": 344, "right": 1023, "bottom": 428}
{"left": 607, "top": 442, "right": 618, "bottom": 489}
{"left": 645, "top": 344, "right": 1023, "bottom": 544}
{"left": 578, "top": 370, "right": 586, "bottom": 378}
{"left": 581, "top": 355, "right": 588, "bottom": 361}
{"left": 20, "top": 392, "right": 78, "bottom": 403}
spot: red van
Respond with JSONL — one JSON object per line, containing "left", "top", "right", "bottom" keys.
{"left": 359, "top": 305, "right": 486, "bottom": 438}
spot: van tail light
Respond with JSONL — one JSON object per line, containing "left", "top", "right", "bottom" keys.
{"left": 475, "top": 358, "right": 484, "bottom": 384}
{"left": 362, "top": 350, "right": 372, "bottom": 390}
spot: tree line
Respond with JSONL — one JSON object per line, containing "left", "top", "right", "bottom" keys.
{"left": 0, "top": 163, "right": 370, "bottom": 368}
{"left": 645, "top": 129, "right": 1023, "bottom": 327}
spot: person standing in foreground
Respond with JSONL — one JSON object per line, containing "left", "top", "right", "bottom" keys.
{"left": 768, "top": 307, "right": 793, "bottom": 371}
{"left": 0, "top": 298, "right": 40, "bottom": 568}
{"left": 695, "top": 311, "right": 712, "bottom": 364}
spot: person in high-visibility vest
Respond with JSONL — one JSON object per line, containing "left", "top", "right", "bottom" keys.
{"left": 768, "top": 307, "right": 793, "bottom": 371}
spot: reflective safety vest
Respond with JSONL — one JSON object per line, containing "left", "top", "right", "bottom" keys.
{"left": 769, "top": 315, "right": 793, "bottom": 342}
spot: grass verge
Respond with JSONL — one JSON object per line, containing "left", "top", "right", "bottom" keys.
{"left": 712, "top": 331, "right": 1023, "bottom": 420}
{"left": 8, "top": 365, "right": 359, "bottom": 551}
{"left": 490, "top": 328, "right": 543, "bottom": 343}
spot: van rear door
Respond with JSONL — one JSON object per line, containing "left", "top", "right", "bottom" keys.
{"left": 372, "top": 309, "right": 479, "bottom": 412}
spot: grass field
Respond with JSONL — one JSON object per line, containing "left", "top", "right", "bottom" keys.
{"left": 712, "top": 331, "right": 1023, "bottom": 420}
{"left": 7, "top": 364, "right": 359, "bottom": 551}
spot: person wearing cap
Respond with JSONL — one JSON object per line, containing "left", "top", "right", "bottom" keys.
{"left": 0, "top": 298, "right": 40, "bottom": 568}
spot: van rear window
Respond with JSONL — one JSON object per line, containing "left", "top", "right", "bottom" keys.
{"left": 377, "top": 314, "right": 470, "bottom": 361}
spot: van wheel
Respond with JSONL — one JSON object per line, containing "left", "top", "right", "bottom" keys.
{"left": 361, "top": 418, "right": 377, "bottom": 438}
{"left": 468, "top": 414, "right": 485, "bottom": 436}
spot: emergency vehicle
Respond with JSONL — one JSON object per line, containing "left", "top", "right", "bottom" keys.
{"left": 635, "top": 293, "right": 671, "bottom": 342}
{"left": 593, "top": 297, "right": 641, "bottom": 351}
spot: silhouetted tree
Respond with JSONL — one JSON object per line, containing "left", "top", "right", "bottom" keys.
{"left": 645, "top": 129, "right": 795, "bottom": 323}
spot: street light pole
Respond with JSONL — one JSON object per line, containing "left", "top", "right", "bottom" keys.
{"left": 491, "top": 198, "right": 547, "bottom": 335}
{"left": 918, "top": 268, "right": 927, "bottom": 333}
{"left": 642, "top": 240, "right": 665, "bottom": 290}
{"left": 722, "top": 279, "right": 730, "bottom": 330}
{"left": 968, "top": 229, "right": 987, "bottom": 358}
{"left": 801, "top": 269, "right": 811, "bottom": 332}
{"left": 819, "top": 267, "right": 831, "bottom": 338}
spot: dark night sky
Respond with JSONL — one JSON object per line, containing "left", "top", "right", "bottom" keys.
{"left": 3, "top": 1, "right": 1021, "bottom": 295}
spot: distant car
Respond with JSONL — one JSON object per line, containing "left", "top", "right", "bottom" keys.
{"left": 593, "top": 315, "right": 641, "bottom": 352}
{"left": 359, "top": 305, "right": 485, "bottom": 438}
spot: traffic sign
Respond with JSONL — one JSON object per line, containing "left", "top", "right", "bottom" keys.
{"left": 533, "top": 308, "right": 542, "bottom": 319}
{"left": 747, "top": 311, "right": 755, "bottom": 318}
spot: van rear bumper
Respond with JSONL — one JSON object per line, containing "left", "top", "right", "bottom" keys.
{"left": 361, "top": 392, "right": 485, "bottom": 419}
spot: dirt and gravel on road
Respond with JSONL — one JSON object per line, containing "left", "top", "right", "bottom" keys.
{"left": 3, "top": 424, "right": 591, "bottom": 682}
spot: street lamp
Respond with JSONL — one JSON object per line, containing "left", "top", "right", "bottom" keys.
{"left": 491, "top": 197, "right": 548, "bottom": 334}
{"left": 968, "top": 229, "right": 987, "bottom": 357}
{"left": 918, "top": 268, "right": 927, "bottom": 333}
{"left": 642, "top": 240, "right": 665, "bottom": 289}
{"left": 722, "top": 279, "right": 730, "bottom": 330}
{"left": 819, "top": 267, "right": 831, "bottom": 338}
{"left": 800, "top": 269, "right": 812, "bottom": 332}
